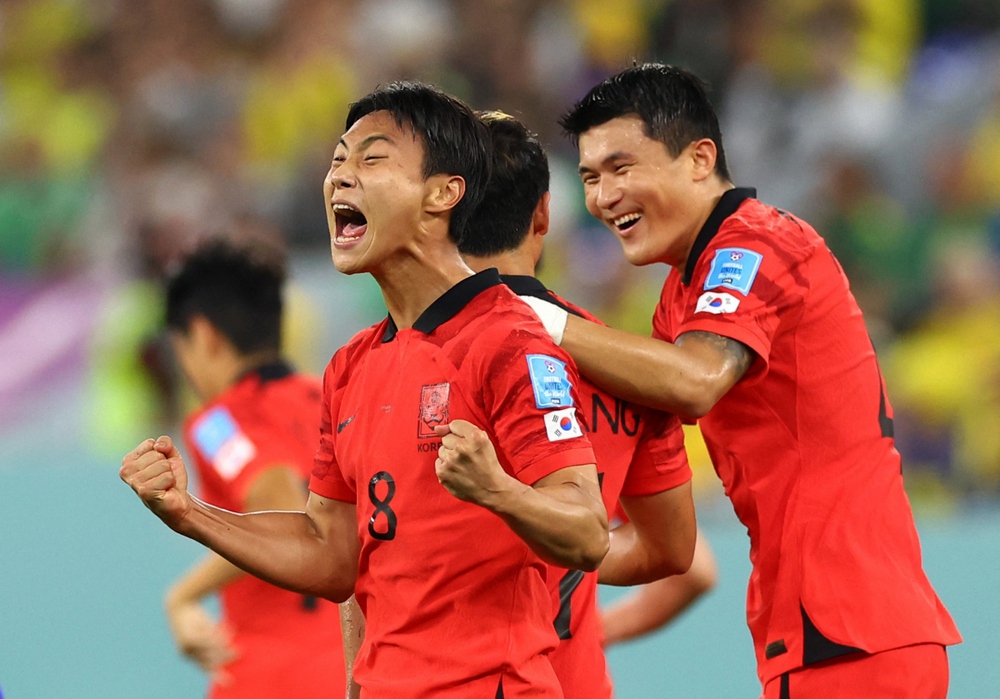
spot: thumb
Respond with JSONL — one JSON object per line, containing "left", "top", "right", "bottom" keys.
{"left": 433, "top": 423, "right": 453, "bottom": 438}
{"left": 441, "top": 419, "right": 476, "bottom": 438}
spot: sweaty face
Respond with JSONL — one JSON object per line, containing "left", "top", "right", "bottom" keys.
{"left": 577, "top": 116, "right": 698, "bottom": 268}
{"left": 323, "top": 111, "right": 430, "bottom": 275}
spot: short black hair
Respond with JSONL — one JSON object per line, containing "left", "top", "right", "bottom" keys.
{"left": 560, "top": 63, "right": 730, "bottom": 181}
{"left": 346, "top": 82, "right": 492, "bottom": 246}
{"left": 165, "top": 239, "right": 285, "bottom": 355}
{"left": 459, "top": 111, "right": 550, "bottom": 257}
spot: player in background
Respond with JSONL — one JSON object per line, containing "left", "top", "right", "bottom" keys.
{"left": 461, "top": 111, "right": 707, "bottom": 697}
{"left": 161, "top": 240, "right": 344, "bottom": 699}
{"left": 122, "top": 82, "right": 609, "bottom": 699}
{"left": 521, "top": 64, "right": 961, "bottom": 698}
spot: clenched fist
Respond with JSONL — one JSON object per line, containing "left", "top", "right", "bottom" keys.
{"left": 433, "top": 420, "right": 513, "bottom": 506}
{"left": 120, "top": 436, "right": 194, "bottom": 530}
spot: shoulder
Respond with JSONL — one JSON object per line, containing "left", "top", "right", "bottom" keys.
{"left": 324, "top": 320, "right": 388, "bottom": 388}
{"left": 546, "top": 289, "right": 604, "bottom": 326}
{"left": 715, "top": 200, "right": 822, "bottom": 261}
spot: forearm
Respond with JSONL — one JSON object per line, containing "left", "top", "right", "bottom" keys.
{"left": 561, "top": 315, "right": 721, "bottom": 418}
{"left": 175, "top": 498, "right": 355, "bottom": 602}
{"left": 340, "top": 595, "right": 365, "bottom": 699}
{"left": 598, "top": 523, "right": 671, "bottom": 586}
{"left": 166, "top": 553, "right": 244, "bottom": 609}
{"left": 486, "top": 476, "right": 609, "bottom": 571}
{"left": 601, "top": 576, "right": 700, "bottom": 645}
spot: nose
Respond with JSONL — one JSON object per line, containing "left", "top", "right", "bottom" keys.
{"left": 594, "top": 176, "right": 623, "bottom": 211}
{"left": 327, "top": 161, "right": 356, "bottom": 190}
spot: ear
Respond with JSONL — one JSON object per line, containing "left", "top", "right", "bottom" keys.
{"left": 424, "top": 174, "right": 466, "bottom": 215}
{"left": 689, "top": 138, "right": 718, "bottom": 183}
{"left": 188, "top": 314, "right": 226, "bottom": 356}
{"left": 529, "top": 192, "right": 551, "bottom": 238}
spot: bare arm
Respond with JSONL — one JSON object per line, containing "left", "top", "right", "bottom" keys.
{"left": 122, "top": 437, "right": 360, "bottom": 603}
{"left": 601, "top": 531, "right": 718, "bottom": 646}
{"left": 434, "top": 421, "right": 609, "bottom": 571}
{"left": 339, "top": 596, "right": 365, "bottom": 699}
{"left": 561, "top": 315, "right": 753, "bottom": 418}
{"left": 597, "top": 483, "right": 697, "bottom": 586}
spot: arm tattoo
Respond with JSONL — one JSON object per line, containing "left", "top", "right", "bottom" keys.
{"left": 676, "top": 331, "right": 753, "bottom": 382}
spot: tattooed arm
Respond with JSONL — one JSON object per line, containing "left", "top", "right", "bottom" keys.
{"left": 559, "top": 315, "right": 753, "bottom": 419}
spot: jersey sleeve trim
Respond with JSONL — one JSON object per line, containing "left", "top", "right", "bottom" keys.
{"left": 516, "top": 445, "right": 597, "bottom": 486}
{"left": 308, "top": 474, "right": 356, "bottom": 503}
{"left": 675, "top": 316, "right": 771, "bottom": 383}
{"left": 618, "top": 466, "right": 692, "bottom": 497}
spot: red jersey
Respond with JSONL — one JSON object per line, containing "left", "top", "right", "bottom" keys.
{"left": 309, "top": 270, "right": 598, "bottom": 699}
{"left": 184, "top": 362, "right": 345, "bottom": 699}
{"left": 503, "top": 276, "right": 692, "bottom": 699}
{"left": 652, "top": 189, "right": 961, "bottom": 684}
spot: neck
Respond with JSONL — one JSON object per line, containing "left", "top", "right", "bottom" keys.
{"left": 203, "top": 349, "right": 282, "bottom": 401}
{"left": 673, "top": 179, "right": 735, "bottom": 273}
{"left": 464, "top": 247, "right": 537, "bottom": 278}
{"left": 373, "top": 237, "right": 474, "bottom": 329}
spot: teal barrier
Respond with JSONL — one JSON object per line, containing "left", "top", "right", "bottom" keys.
{"left": 1, "top": 449, "right": 993, "bottom": 698}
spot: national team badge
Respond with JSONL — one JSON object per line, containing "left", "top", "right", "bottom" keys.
{"left": 526, "top": 354, "right": 573, "bottom": 409}
{"left": 704, "top": 247, "right": 763, "bottom": 295}
{"left": 544, "top": 407, "right": 583, "bottom": 442}
{"left": 695, "top": 291, "right": 741, "bottom": 314}
{"left": 192, "top": 406, "right": 257, "bottom": 480}
{"left": 418, "top": 382, "right": 450, "bottom": 438}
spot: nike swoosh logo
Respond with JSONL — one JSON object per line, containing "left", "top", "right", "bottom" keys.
{"left": 337, "top": 415, "right": 355, "bottom": 433}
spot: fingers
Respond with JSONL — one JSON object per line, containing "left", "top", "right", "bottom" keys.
{"left": 154, "top": 435, "right": 182, "bottom": 459}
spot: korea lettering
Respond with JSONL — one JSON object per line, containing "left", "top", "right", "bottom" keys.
{"left": 526, "top": 354, "right": 574, "bottom": 409}
{"left": 704, "top": 247, "right": 763, "bottom": 295}
{"left": 192, "top": 406, "right": 257, "bottom": 480}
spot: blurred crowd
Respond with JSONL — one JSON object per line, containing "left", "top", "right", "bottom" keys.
{"left": 1, "top": 0, "right": 999, "bottom": 503}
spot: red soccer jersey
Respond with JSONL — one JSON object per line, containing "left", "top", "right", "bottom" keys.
{"left": 309, "top": 270, "right": 598, "bottom": 699}
{"left": 652, "top": 189, "right": 961, "bottom": 684}
{"left": 184, "top": 363, "right": 345, "bottom": 699}
{"left": 503, "top": 276, "right": 692, "bottom": 699}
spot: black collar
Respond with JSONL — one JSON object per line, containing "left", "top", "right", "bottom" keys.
{"left": 240, "top": 359, "right": 294, "bottom": 384}
{"left": 499, "top": 274, "right": 582, "bottom": 318}
{"left": 381, "top": 268, "right": 503, "bottom": 342}
{"left": 682, "top": 187, "right": 757, "bottom": 285}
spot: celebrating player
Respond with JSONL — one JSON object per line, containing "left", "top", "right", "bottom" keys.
{"left": 121, "top": 82, "right": 609, "bottom": 699}
{"left": 161, "top": 240, "right": 344, "bottom": 698}
{"left": 461, "top": 111, "right": 707, "bottom": 697}
{"left": 520, "top": 64, "right": 961, "bottom": 697}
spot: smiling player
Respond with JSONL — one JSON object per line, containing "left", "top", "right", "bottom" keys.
{"left": 521, "top": 64, "right": 962, "bottom": 698}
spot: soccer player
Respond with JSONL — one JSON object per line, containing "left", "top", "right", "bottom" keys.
{"left": 162, "top": 240, "right": 345, "bottom": 699}
{"left": 521, "top": 64, "right": 962, "bottom": 698}
{"left": 460, "top": 111, "right": 703, "bottom": 697}
{"left": 121, "top": 82, "right": 609, "bottom": 699}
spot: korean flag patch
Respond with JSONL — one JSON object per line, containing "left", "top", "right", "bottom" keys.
{"left": 704, "top": 247, "right": 763, "bottom": 295}
{"left": 527, "top": 354, "right": 574, "bottom": 409}
{"left": 695, "top": 291, "right": 740, "bottom": 314}
{"left": 192, "top": 406, "right": 257, "bottom": 480}
{"left": 544, "top": 408, "right": 583, "bottom": 442}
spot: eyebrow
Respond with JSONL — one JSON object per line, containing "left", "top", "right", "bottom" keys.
{"left": 336, "top": 133, "right": 394, "bottom": 152}
{"left": 578, "top": 151, "right": 633, "bottom": 175}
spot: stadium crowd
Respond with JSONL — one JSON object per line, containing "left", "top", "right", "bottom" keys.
{"left": 2, "top": 0, "right": 1000, "bottom": 501}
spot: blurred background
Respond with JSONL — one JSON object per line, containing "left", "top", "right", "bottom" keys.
{"left": 1, "top": 0, "right": 999, "bottom": 696}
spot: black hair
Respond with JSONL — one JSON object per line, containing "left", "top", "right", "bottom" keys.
{"left": 346, "top": 82, "right": 492, "bottom": 245}
{"left": 165, "top": 239, "right": 285, "bottom": 355}
{"left": 559, "top": 63, "right": 730, "bottom": 181}
{"left": 458, "top": 111, "right": 550, "bottom": 257}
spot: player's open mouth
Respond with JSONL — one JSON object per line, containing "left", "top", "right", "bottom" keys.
{"left": 612, "top": 212, "right": 642, "bottom": 232}
{"left": 333, "top": 202, "right": 368, "bottom": 246}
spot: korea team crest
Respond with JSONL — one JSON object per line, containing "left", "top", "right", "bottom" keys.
{"left": 418, "top": 382, "right": 450, "bottom": 438}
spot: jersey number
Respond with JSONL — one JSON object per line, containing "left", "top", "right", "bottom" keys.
{"left": 368, "top": 471, "right": 398, "bottom": 540}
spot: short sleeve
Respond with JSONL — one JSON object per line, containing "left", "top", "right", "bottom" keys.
{"left": 309, "top": 359, "right": 356, "bottom": 503}
{"left": 620, "top": 410, "right": 692, "bottom": 497}
{"left": 676, "top": 223, "right": 809, "bottom": 383}
{"left": 479, "top": 323, "right": 596, "bottom": 486}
